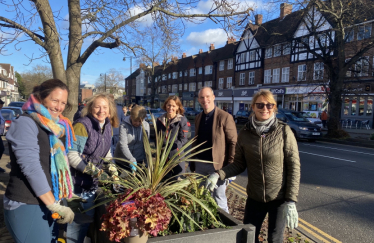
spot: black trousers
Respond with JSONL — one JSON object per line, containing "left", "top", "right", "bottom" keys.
{"left": 243, "top": 198, "right": 286, "bottom": 243}
{"left": 0, "top": 139, "right": 4, "bottom": 160}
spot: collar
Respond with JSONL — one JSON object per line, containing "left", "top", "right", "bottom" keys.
{"left": 88, "top": 114, "right": 110, "bottom": 131}
{"left": 202, "top": 107, "right": 216, "bottom": 119}
{"left": 158, "top": 113, "right": 183, "bottom": 127}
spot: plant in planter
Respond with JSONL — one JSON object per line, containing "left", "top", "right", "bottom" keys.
{"left": 96, "top": 115, "right": 223, "bottom": 242}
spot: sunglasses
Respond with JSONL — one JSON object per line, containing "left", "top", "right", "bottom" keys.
{"left": 255, "top": 103, "right": 275, "bottom": 109}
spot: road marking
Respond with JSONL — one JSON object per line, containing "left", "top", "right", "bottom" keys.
{"left": 228, "top": 183, "right": 247, "bottom": 195}
{"left": 299, "top": 151, "right": 356, "bottom": 162}
{"left": 298, "top": 223, "right": 331, "bottom": 243}
{"left": 301, "top": 143, "right": 374, "bottom": 156}
{"left": 299, "top": 218, "right": 343, "bottom": 243}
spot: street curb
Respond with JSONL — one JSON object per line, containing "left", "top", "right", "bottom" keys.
{"left": 296, "top": 225, "right": 324, "bottom": 243}
{"left": 319, "top": 137, "right": 374, "bottom": 149}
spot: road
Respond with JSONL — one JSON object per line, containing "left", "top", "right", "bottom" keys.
{"left": 190, "top": 123, "right": 374, "bottom": 242}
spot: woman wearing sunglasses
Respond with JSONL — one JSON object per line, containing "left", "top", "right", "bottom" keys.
{"left": 205, "top": 89, "right": 300, "bottom": 243}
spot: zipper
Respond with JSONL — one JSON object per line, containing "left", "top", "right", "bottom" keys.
{"left": 260, "top": 135, "right": 266, "bottom": 203}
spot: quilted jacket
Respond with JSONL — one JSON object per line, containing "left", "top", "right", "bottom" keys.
{"left": 218, "top": 119, "right": 300, "bottom": 202}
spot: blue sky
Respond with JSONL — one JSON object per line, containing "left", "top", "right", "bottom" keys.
{"left": 0, "top": 0, "right": 280, "bottom": 85}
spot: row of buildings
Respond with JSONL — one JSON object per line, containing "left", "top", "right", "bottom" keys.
{"left": 0, "top": 63, "right": 20, "bottom": 105}
{"left": 125, "top": 3, "right": 374, "bottom": 126}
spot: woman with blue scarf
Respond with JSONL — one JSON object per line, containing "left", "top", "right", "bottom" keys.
{"left": 3, "top": 79, "right": 76, "bottom": 243}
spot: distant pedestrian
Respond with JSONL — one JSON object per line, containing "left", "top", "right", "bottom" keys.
{"left": 321, "top": 110, "right": 328, "bottom": 128}
{"left": 73, "top": 104, "right": 85, "bottom": 122}
{"left": 109, "top": 95, "right": 126, "bottom": 155}
{"left": 0, "top": 99, "right": 5, "bottom": 173}
{"left": 122, "top": 106, "right": 128, "bottom": 116}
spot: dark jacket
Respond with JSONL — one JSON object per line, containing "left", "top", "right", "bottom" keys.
{"left": 190, "top": 107, "right": 237, "bottom": 171}
{"left": 73, "top": 105, "right": 85, "bottom": 122}
{"left": 156, "top": 114, "right": 189, "bottom": 159}
{"left": 113, "top": 105, "right": 126, "bottom": 136}
{"left": 218, "top": 120, "right": 301, "bottom": 203}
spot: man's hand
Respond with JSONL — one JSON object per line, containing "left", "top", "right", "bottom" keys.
{"left": 205, "top": 173, "right": 219, "bottom": 192}
{"left": 47, "top": 202, "right": 75, "bottom": 224}
{"left": 283, "top": 201, "right": 298, "bottom": 229}
{"left": 83, "top": 162, "right": 110, "bottom": 180}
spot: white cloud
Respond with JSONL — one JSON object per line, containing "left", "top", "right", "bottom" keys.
{"left": 185, "top": 29, "right": 227, "bottom": 48}
{"left": 127, "top": 6, "right": 154, "bottom": 27}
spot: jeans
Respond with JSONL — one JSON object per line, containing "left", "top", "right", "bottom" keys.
{"left": 243, "top": 198, "right": 286, "bottom": 243}
{"left": 195, "top": 162, "right": 229, "bottom": 213}
{"left": 66, "top": 189, "right": 96, "bottom": 243}
{"left": 4, "top": 203, "right": 58, "bottom": 243}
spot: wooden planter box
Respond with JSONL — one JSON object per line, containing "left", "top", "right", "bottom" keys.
{"left": 90, "top": 202, "right": 256, "bottom": 243}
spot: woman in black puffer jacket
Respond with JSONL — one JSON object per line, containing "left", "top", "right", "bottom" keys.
{"left": 156, "top": 96, "right": 189, "bottom": 180}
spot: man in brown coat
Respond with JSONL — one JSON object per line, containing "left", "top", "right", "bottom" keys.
{"left": 190, "top": 87, "right": 237, "bottom": 213}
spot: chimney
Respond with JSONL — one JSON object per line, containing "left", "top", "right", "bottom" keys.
{"left": 173, "top": 56, "right": 178, "bottom": 61}
{"left": 255, "top": 14, "right": 263, "bottom": 25}
{"left": 280, "top": 3, "right": 292, "bottom": 19}
{"left": 139, "top": 63, "right": 146, "bottom": 69}
{"left": 199, "top": 49, "right": 203, "bottom": 54}
{"left": 209, "top": 44, "right": 215, "bottom": 51}
{"left": 153, "top": 62, "right": 159, "bottom": 67}
{"left": 227, "top": 37, "right": 236, "bottom": 45}
{"left": 182, "top": 53, "right": 186, "bottom": 58}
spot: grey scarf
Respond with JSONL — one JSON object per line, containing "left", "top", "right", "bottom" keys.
{"left": 251, "top": 113, "right": 276, "bottom": 136}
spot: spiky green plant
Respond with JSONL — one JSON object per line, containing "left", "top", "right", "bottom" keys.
{"left": 95, "top": 113, "right": 222, "bottom": 233}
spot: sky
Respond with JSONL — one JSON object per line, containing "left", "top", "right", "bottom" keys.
{"left": 0, "top": 0, "right": 280, "bottom": 85}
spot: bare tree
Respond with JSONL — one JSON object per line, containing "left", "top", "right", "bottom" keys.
{"left": 95, "top": 68, "right": 125, "bottom": 93}
{"left": 20, "top": 64, "right": 53, "bottom": 98}
{"left": 0, "top": 0, "right": 253, "bottom": 120}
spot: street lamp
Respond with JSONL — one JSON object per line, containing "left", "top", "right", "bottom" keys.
{"left": 123, "top": 56, "right": 134, "bottom": 105}
{"left": 100, "top": 73, "right": 106, "bottom": 93}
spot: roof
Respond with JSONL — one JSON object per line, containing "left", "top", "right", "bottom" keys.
{"left": 209, "top": 41, "right": 239, "bottom": 62}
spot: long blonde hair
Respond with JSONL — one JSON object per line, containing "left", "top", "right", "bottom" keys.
{"left": 81, "top": 93, "right": 119, "bottom": 127}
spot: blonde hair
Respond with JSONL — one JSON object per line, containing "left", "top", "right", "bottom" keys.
{"left": 130, "top": 105, "right": 147, "bottom": 121}
{"left": 162, "top": 96, "right": 185, "bottom": 115}
{"left": 250, "top": 89, "right": 278, "bottom": 113}
{"left": 81, "top": 93, "right": 119, "bottom": 128}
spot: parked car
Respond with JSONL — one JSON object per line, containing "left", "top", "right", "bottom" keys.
{"left": 1, "top": 109, "right": 17, "bottom": 136}
{"left": 145, "top": 113, "right": 191, "bottom": 139}
{"left": 276, "top": 109, "right": 322, "bottom": 141}
{"left": 184, "top": 108, "right": 201, "bottom": 116}
{"left": 300, "top": 112, "right": 323, "bottom": 128}
{"left": 233, "top": 110, "right": 251, "bottom": 124}
{"left": 8, "top": 101, "right": 25, "bottom": 108}
{"left": 5, "top": 106, "right": 23, "bottom": 117}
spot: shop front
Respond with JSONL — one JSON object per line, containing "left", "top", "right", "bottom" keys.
{"left": 341, "top": 83, "right": 373, "bottom": 128}
{"left": 214, "top": 90, "right": 233, "bottom": 114}
{"left": 182, "top": 92, "right": 195, "bottom": 109}
{"left": 233, "top": 88, "right": 257, "bottom": 115}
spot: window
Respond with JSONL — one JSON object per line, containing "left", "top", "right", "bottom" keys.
{"left": 240, "top": 53, "right": 246, "bottom": 63}
{"left": 272, "top": 68, "right": 280, "bottom": 83}
{"left": 358, "top": 25, "right": 372, "bottom": 40}
{"left": 162, "top": 74, "right": 167, "bottom": 80}
{"left": 158, "top": 86, "right": 161, "bottom": 93}
{"left": 172, "top": 72, "right": 178, "bottom": 79}
{"left": 219, "top": 78, "right": 224, "bottom": 89}
{"left": 179, "top": 84, "right": 182, "bottom": 91}
{"left": 219, "top": 61, "right": 225, "bottom": 71}
{"left": 184, "top": 83, "right": 188, "bottom": 90}
{"left": 198, "top": 67, "right": 202, "bottom": 74}
{"left": 172, "top": 84, "right": 178, "bottom": 92}
{"left": 189, "top": 83, "right": 196, "bottom": 91}
{"left": 227, "top": 77, "right": 232, "bottom": 88}
{"left": 184, "top": 70, "right": 188, "bottom": 76}
{"left": 249, "top": 50, "right": 256, "bottom": 61}
{"left": 162, "top": 85, "right": 167, "bottom": 93}
{"left": 228, "top": 59, "right": 233, "bottom": 69}
{"left": 205, "top": 65, "right": 213, "bottom": 74}
{"left": 283, "top": 43, "right": 291, "bottom": 55}
{"left": 351, "top": 96, "right": 357, "bottom": 115}
{"left": 274, "top": 45, "right": 282, "bottom": 57}
{"left": 198, "top": 82, "right": 202, "bottom": 89}
{"left": 168, "top": 73, "right": 171, "bottom": 79}
{"left": 281, "top": 67, "right": 290, "bottom": 83}
{"left": 205, "top": 81, "right": 212, "bottom": 87}
{"left": 168, "top": 85, "right": 171, "bottom": 92}
{"left": 147, "top": 88, "right": 152, "bottom": 95}
{"left": 239, "top": 73, "right": 245, "bottom": 85}
{"left": 179, "top": 71, "right": 182, "bottom": 77}
{"left": 314, "top": 62, "right": 324, "bottom": 80}
{"left": 265, "top": 47, "right": 272, "bottom": 58}
{"left": 345, "top": 29, "right": 354, "bottom": 42}
{"left": 249, "top": 71, "right": 255, "bottom": 85}
{"left": 355, "top": 56, "right": 369, "bottom": 76}
{"left": 345, "top": 58, "right": 352, "bottom": 77}
{"left": 264, "top": 69, "right": 272, "bottom": 84}
{"left": 298, "top": 64, "right": 307, "bottom": 81}
{"left": 190, "top": 68, "right": 196, "bottom": 76}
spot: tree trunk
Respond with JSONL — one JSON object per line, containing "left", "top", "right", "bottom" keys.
{"left": 327, "top": 74, "right": 344, "bottom": 136}
{"left": 65, "top": 64, "right": 82, "bottom": 121}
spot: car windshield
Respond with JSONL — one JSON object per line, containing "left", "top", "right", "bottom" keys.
{"left": 300, "top": 112, "right": 312, "bottom": 118}
{"left": 1, "top": 110, "right": 13, "bottom": 120}
{"left": 285, "top": 112, "right": 309, "bottom": 122}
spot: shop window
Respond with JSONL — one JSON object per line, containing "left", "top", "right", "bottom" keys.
{"left": 367, "top": 97, "right": 373, "bottom": 116}
{"left": 189, "top": 100, "right": 194, "bottom": 108}
{"left": 351, "top": 97, "right": 357, "bottom": 116}
{"left": 359, "top": 97, "right": 365, "bottom": 116}
{"left": 343, "top": 97, "right": 350, "bottom": 115}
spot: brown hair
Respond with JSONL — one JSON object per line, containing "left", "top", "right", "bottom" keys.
{"left": 81, "top": 93, "right": 119, "bottom": 127}
{"left": 162, "top": 96, "right": 184, "bottom": 115}
{"left": 250, "top": 89, "right": 278, "bottom": 114}
{"left": 32, "top": 79, "right": 71, "bottom": 112}
{"left": 130, "top": 105, "right": 147, "bottom": 121}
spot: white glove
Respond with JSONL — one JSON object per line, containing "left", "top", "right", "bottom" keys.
{"left": 283, "top": 201, "right": 298, "bottom": 229}
{"left": 205, "top": 173, "right": 219, "bottom": 192}
{"left": 47, "top": 202, "right": 75, "bottom": 224}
